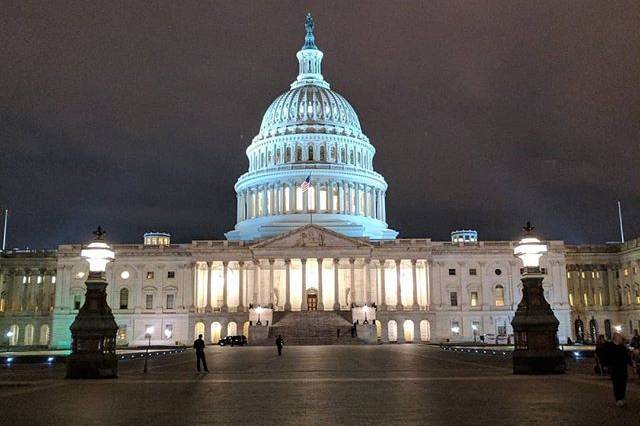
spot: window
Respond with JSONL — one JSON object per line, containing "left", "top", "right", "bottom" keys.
{"left": 451, "top": 321, "right": 460, "bottom": 336}
{"left": 598, "top": 291, "right": 603, "bottom": 306}
{"left": 567, "top": 272, "right": 571, "bottom": 279}
{"left": 166, "top": 294, "right": 175, "bottom": 310}
{"left": 307, "top": 145, "right": 314, "bottom": 161}
{"left": 472, "top": 320, "right": 480, "bottom": 335}
{"left": 470, "top": 291, "right": 478, "bottom": 307}
{"left": 117, "top": 325, "right": 127, "bottom": 343}
{"left": 450, "top": 292, "right": 458, "bottom": 307}
{"left": 495, "top": 285, "right": 505, "bottom": 307}
{"left": 74, "top": 294, "right": 82, "bottom": 310}
{"left": 37, "top": 276, "right": 42, "bottom": 284}
{"left": 497, "top": 321, "right": 507, "bottom": 336}
{"left": 0, "top": 297, "right": 5, "bottom": 312}
{"left": 583, "top": 293, "right": 588, "bottom": 306}
{"left": 591, "top": 271, "right": 596, "bottom": 279}
{"left": 119, "top": 288, "right": 129, "bottom": 309}
{"left": 22, "top": 276, "right": 27, "bottom": 284}
{"left": 469, "top": 268, "right": 477, "bottom": 276}
{"left": 320, "top": 146, "right": 326, "bottom": 161}
{"left": 296, "top": 146, "right": 302, "bottom": 162}
{"left": 495, "top": 269, "right": 502, "bottom": 276}
{"left": 145, "top": 294, "right": 153, "bottom": 309}
{"left": 623, "top": 269, "right": 629, "bottom": 277}
{"left": 52, "top": 276, "right": 56, "bottom": 284}
{"left": 167, "top": 271, "right": 175, "bottom": 279}
{"left": 164, "top": 324, "right": 173, "bottom": 340}
{"left": 636, "top": 290, "right": 640, "bottom": 305}
{"left": 448, "top": 269, "right": 456, "bottom": 276}
{"left": 146, "top": 271, "right": 154, "bottom": 279}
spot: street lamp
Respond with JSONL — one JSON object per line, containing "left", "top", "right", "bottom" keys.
{"left": 472, "top": 324, "right": 478, "bottom": 343}
{"left": 511, "top": 222, "right": 565, "bottom": 374}
{"left": 362, "top": 305, "right": 369, "bottom": 324}
{"left": 143, "top": 326, "right": 154, "bottom": 373}
{"left": 5, "top": 330, "right": 14, "bottom": 352}
{"left": 256, "top": 306, "right": 263, "bottom": 325}
{"left": 66, "top": 227, "right": 119, "bottom": 379}
{"left": 451, "top": 326, "right": 460, "bottom": 335}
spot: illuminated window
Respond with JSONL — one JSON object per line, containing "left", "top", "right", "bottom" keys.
{"left": 359, "top": 190, "right": 365, "bottom": 215}
{"left": 583, "top": 293, "right": 588, "bottom": 306}
{"left": 636, "top": 290, "right": 640, "bottom": 305}
{"left": 581, "top": 272, "right": 586, "bottom": 279}
{"left": 119, "top": 288, "right": 129, "bottom": 309}
{"left": 284, "top": 187, "right": 290, "bottom": 212}
{"left": 450, "top": 292, "right": 458, "bottom": 307}
{"left": 167, "top": 271, "right": 175, "bottom": 279}
{"left": 599, "top": 291, "right": 603, "bottom": 306}
{"left": 624, "top": 269, "right": 629, "bottom": 277}
{"left": 569, "top": 293, "right": 574, "bottom": 306}
{"left": 0, "top": 298, "right": 5, "bottom": 312}
{"left": 308, "top": 186, "right": 315, "bottom": 211}
{"left": 166, "top": 294, "right": 175, "bottom": 310}
{"left": 146, "top": 294, "right": 153, "bottom": 309}
{"left": 332, "top": 186, "right": 339, "bottom": 211}
{"left": 448, "top": 269, "right": 456, "bottom": 276}
{"left": 469, "top": 268, "right": 477, "bottom": 276}
{"left": 52, "top": 276, "right": 56, "bottom": 284}
{"left": 451, "top": 321, "right": 460, "bottom": 336}
{"left": 626, "top": 289, "right": 631, "bottom": 305}
{"left": 164, "top": 324, "right": 173, "bottom": 340}
{"left": 37, "top": 276, "right": 42, "bottom": 284}
{"left": 596, "top": 272, "right": 600, "bottom": 278}
{"left": 470, "top": 291, "right": 478, "bottom": 307}
{"left": 146, "top": 272, "right": 154, "bottom": 280}
{"left": 350, "top": 188, "right": 356, "bottom": 214}
{"left": 296, "top": 187, "right": 303, "bottom": 212}
{"left": 257, "top": 191, "right": 263, "bottom": 216}
{"left": 591, "top": 271, "right": 596, "bottom": 279}
{"left": 266, "top": 190, "right": 272, "bottom": 215}
{"left": 22, "top": 276, "right": 27, "bottom": 284}
{"left": 319, "top": 186, "right": 327, "bottom": 211}
{"left": 567, "top": 272, "right": 571, "bottom": 279}
{"left": 495, "top": 285, "right": 505, "bottom": 307}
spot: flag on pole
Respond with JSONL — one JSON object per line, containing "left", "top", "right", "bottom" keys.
{"left": 301, "top": 175, "right": 311, "bottom": 192}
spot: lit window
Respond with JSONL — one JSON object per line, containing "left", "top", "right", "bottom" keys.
{"left": 450, "top": 292, "right": 458, "bottom": 307}
{"left": 120, "top": 271, "right": 130, "bottom": 280}
{"left": 22, "top": 276, "right": 27, "bottom": 284}
{"left": 469, "top": 268, "right": 477, "bottom": 276}
{"left": 296, "top": 187, "right": 303, "bottom": 212}
{"left": 591, "top": 271, "right": 596, "bottom": 279}
{"left": 37, "top": 276, "right": 42, "bottom": 284}
{"left": 495, "top": 285, "right": 505, "bottom": 307}
{"left": 569, "top": 293, "right": 574, "bottom": 306}
{"left": 168, "top": 271, "right": 175, "bottom": 279}
{"left": 581, "top": 272, "right": 586, "bottom": 279}
{"left": 596, "top": 272, "right": 600, "bottom": 278}
{"left": 308, "top": 185, "right": 316, "bottom": 211}
{"left": 624, "top": 269, "right": 629, "bottom": 277}
{"left": 146, "top": 294, "right": 153, "bottom": 309}
{"left": 567, "top": 272, "right": 571, "bottom": 279}
{"left": 470, "top": 291, "right": 478, "bottom": 307}
{"left": 27, "top": 276, "right": 32, "bottom": 284}
{"left": 319, "top": 186, "right": 327, "bottom": 211}
{"left": 583, "top": 293, "right": 588, "bottom": 306}
{"left": 636, "top": 291, "right": 640, "bottom": 305}
{"left": 166, "top": 294, "right": 175, "bottom": 310}
{"left": 284, "top": 187, "right": 290, "bottom": 212}
{"left": 598, "top": 291, "right": 603, "bottom": 306}
{"left": 146, "top": 271, "right": 154, "bottom": 280}
{"left": 448, "top": 269, "right": 456, "bottom": 276}
{"left": 164, "top": 324, "right": 173, "bottom": 340}
{"left": 451, "top": 321, "right": 460, "bottom": 336}
{"left": 52, "top": 276, "right": 56, "bottom": 284}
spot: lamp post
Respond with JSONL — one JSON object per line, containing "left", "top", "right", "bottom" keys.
{"left": 66, "top": 227, "right": 119, "bottom": 379}
{"left": 143, "top": 326, "right": 154, "bottom": 373}
{"left": 362, "top": 305, "right": 369, "bottom": 324}
{"left": 5, "top": 331, "right": 14, "bottom": 352}
{"left": 472, "top": 324, "right": 478, "bottom": 343}
{"left": 256, "top": 306, "right": 263, "bottom": 325}
{"left": 511, "top": 222, "right": 565, "bottom": 374}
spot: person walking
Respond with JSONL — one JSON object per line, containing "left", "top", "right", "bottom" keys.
{"left": 193, "top": 334, "right": 209, "bottom": 372}
{"left": 604, "top": 332, "right": 632, "bottom": 406}
{"left": 630, "top": 329, "right": 640, "bottom": 349}
{"left": 595, "top": 334, "right": 607, "bottom": 375}
{"left": 275, "top": 335, "right": 284, "bottom": 356}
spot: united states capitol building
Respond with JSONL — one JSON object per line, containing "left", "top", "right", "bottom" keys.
{"left": 1, "top": 17, "right": 639, "bottom": 349}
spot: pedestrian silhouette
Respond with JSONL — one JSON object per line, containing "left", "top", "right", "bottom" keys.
{"left": 275, "top": 335, "right": 284, "bottom": 356}
{"left": 193, "top": 334, "right": 209, "bottom": 372}
{"left": 604, "top": 332, "right": 632, "bottom": 406}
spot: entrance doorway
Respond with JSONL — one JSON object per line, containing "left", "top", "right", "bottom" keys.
{"left": 307, "top": 294, "right": 318, "bottom": 311}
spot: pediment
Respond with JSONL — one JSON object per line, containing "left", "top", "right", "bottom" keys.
{"left": 251, "top": 225, "right": 371, "bottom": 250}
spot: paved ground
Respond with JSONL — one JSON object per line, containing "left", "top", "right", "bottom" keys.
{"left": 0, "top": 345, "right": 638, "bottom": 425}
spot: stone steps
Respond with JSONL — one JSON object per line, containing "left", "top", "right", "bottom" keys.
{"left": 268, "top": 311, "right": 363, "bottom": 345}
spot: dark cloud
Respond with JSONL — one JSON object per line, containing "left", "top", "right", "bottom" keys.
{"left": 1, "top": 1, "right": 638, "bottom": 248}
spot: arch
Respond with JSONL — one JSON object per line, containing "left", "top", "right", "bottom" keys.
{"left": 307, "top": 145, "right": 314, "bottom": 161}
{"left": 243, "top": 321, "right": 250, "bottom": 338}
{"left": 574, "top": 318, "right": 584, "bottom": 342}
{"left": 387, "top": 320, "right": 398, "bottom": 342}
{"left": 420, "top": 320, "right": 431, "bottom": 342}
{"left": 211, "top": 322, "right": 221, "bottom": 343}
{"left": 24, "top": 324, "right": 35, "bottom": 345}
{"left": 295, "top": 146, "right": 302, "bottom": 162}
{"left": 320, "top": 145, "right": 326, "bottom": 161}
{"left": 119, "top": 288, "right": 129, "bottom": 309}
{"left": 588, "top": 318, "right": 598, "bottom": 343}
{"left": 194, "top": 321, "right": 205, "bottom": 340}
{"left": 495, "top": 285, "right": 505, "bottom": 306}
{"left": 227, "top": 321, "right": 237, "bottom": 337}
{"left": 403, "top": 320, "right": 414, "bottom": 342}
{"left": 9, "top": 324, "right": 19, "bottom": 345}
{"left": 376, "top": 321, "right": 382, "bottom": 340}
{"left": 39, "top": 324, "right": 50, "bottom": 345}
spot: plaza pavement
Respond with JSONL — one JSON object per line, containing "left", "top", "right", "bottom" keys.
{"left": 0, "top": 345, "right": 637, "bottom": 425}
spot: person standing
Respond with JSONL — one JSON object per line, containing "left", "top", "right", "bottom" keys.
{"left": 275, "top": 335, "right": 284, "bottom": 356}
{"left": 630, "top": 329, "right": 640, "bottom": 349}
{"left": 193, "top": 334, "right": 209, "bottom": 372}
{"left": 605, "top": 332, "right": 632, "bottom": 406}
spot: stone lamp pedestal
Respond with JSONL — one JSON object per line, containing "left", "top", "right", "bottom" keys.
{"left": 66, "top": 272, "right": 118, "bottom": 379}
{"left": 511, "top": 268, "right": 566, "bottom": 374}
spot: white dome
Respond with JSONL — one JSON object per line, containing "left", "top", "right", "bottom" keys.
{"left": 258, "top": 85, "right": 363, "bottom": 139}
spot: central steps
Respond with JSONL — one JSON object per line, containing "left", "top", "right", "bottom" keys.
{"left": 268, "top": 311, "right": 363, "bottom": 345}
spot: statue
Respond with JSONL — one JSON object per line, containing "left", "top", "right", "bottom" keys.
{"left": 303, "top": 13, "right": 316, "bottom": 49}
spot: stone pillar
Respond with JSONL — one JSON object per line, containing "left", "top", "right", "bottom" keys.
{"left": 238, "top": 261, "right": 245, "bottom": 311}
{"left": 333, "top": 258, "right": 340, "bottom": 310}
{"left": 221, "top": 261, "right": 229, "bottom": 312}
{"left": 278, "top": 184, "right": 284, "bottom": 214}
{"left": 289, "top": 182, "right": 296, "bottom": 213}
{"left": 317, "top": 258, "right": 324, "bottom": 310}
{"left": 302, "top": 183, "right": 309, "bottom": 213}
{"left": 364, "top": 259, "right": 371, "bottom": 305}
{"left": 349, "top": 258, "right": 356, "bottom": 306}
{"left": 339, "top": 182, "right": 345, "bottom": 213}
{"left": 253, "top": 260, "right": 260, "bottom": 305}
{"left": 301, "top": 258, "right": 307, "bottom": 310}
{"left": 381, "top": 191, "right": 386, "bottom": 222}
{"left": 284, "top": 259, "right": 291, "bottom": 311}
{"left": 395, "top": 259, "right": 403, "bottom": 310}
{"left": 268, "top": 259, "right": 275, "bottom": 307}
{"left": 206, "top": 262, "right": 213, "bottom": 312}
{"left": 355, "top": 185, "right": 360, "bottom": 216}
{"left": 328, "top": 182, "right": 334, "bottom": 212}
{"left": 314, "top": 181, "right": 320, "bottom": 212}
{"left": 189, "top": 262, "right": 196, "bottom": 312}
{"left": 261, "top": 186, "right": 267, "bottom": 217}
{"left": 380, "top": 260, "right": 387, "bottom": 311}
{"left": 411, "top": 259, "right": 419, "bottom": 309}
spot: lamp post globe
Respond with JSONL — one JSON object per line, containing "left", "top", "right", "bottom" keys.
{"left": 66, "top": 227, "right": 119, "bottom": 379}
{"left": 511, "top": 222, "right": 565, "bottom": 374}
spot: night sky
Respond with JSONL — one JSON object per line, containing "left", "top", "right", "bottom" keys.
{"left": 1, "top": 1, "right": 638, "bottom": 248}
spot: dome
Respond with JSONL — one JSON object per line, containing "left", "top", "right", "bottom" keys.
{"left": 258, "top": 85, "right": 363, "bottom": 138}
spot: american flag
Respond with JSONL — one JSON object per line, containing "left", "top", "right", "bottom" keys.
{"left": 301, "top": 175, "right": 311, "bottom": 192}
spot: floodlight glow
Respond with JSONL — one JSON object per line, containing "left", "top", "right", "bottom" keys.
{"left": 614, "top": 325, "right": 622, "bottom": 333}
{"left": 47, "top": 357, "right": 54, "bottom": 362}
{"left": 145, "top": 326, "right": 155, "bottom": 336}
{"left": 6, "top": 357, "right": 14, "bottom": 363}
{"left": 514, "top": 237, "right": 547, "bottom": 267}
{"left": 6, "top": 331, "right": 14, "bottom": 338}
{"left": 81, "top": 241, "right": 115, "bottom": 272}
{"left": 471, "top": 324, "right": 478, "bottom": 331}
{"left": 164, "top": 328, "right": 172, "bottom": 339}
{"left": 451, "top": 326, "right": 460, "bottom": 334}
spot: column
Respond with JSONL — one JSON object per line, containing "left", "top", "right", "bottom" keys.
{"left": 278, "top": 183, "right": 284, "bottom": 214}
{"left": 333, "top": 258, "right": 340, "bottom": 310}
{"left": 349, "top": 258, "right": 355, "bottom": 307}
{"left": 395, "top": 259, "right": 403, "bottom": 310}
{"left": 606, "top": 265, "right": 616, "bottom": 306}
{"left": 339, "top": 182, "right": 345, "bottom": 213}
{"left": 289, "top": 182, "right": 296, "bottom": 213}
{"left": 253, "top": 260, "right": 260, "bottom": 306}
{"left": 221, "top": 261, "right": 228, "bottom": 312}
{"left": 380, "top": 260, "right": 387, "bottom": 310}
{"left": 238, "top": 261, "right": 245, "bottom": 311}
{"left": 314, "top": 181, "right": 320, "bottom": 212}
{"left": 236, "top": 193, "right": 242, "bottom": 223}
{"left": 381, "top": 191, "right": 386, "bottom": 222}
{"left": 189, "top": 262, "right": 196, "bottom": 312}
{"left": 412, "top": 259, "right": 419, "bottom": 309}
{"left": 261, "top": 186, "right": 267, "bottom": 217}
{"left": 301, "top": 258, "right": 307, "bottom": 310}
{"left": 328, "top": 182, "right": 334, "bottom": 211}
{"left": 355, "top": 185, "right": 360, "bottom": 216}
{"left": 206, "top": 262, "right": 213, "bottom": 312}
{"left": 284, "top": 259, "right": 291, "bottom": 311}
{"left": 268, "top": 259, "right": 275, "bottom": 307}
{"left": 364, "top": 259, "right": 371, "bottom": 305}
{"left": 317, "top": 258, "right": 324, "bottom": 310}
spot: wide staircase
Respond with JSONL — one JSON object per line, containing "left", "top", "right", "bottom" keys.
{"left": 268, "top": 311, "right": 363, "bottom": 345}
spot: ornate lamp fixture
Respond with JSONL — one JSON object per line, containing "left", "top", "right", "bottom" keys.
{"left": 511, "top": 222, "right": 565, "bottom": 374}
{"left": 66, "top": 227, "right": 119, "bottom": 379}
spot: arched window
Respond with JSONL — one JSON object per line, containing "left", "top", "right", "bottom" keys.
{"left": 349, "top": 151, "right": 354, "bottom": 164}
{"left": 495, "top": 285, "right": 505, "bottom": 306}
{"left": 341, "top": 148, "right": 346, "bottom": 163}
{"left": 330, "top": 146, "right": 336, "bottom": 161}
{"left": 194, "top": 322, "right": 205, "bottom": 340}
{"left": 387, "top": 320, "right": 398, "bottom": 342}
{"left": 308, "top": 145, "right": 314, "bottom": 161}
{"left": 357, "top": 152, "right": 361, "bottom": 166}
{"left": 119, "top": 288, "right": 129, "bottom": 309}
{"left": 420, "top": 320, "right": 430, "bottom": 342}
{"left": 243, "top": 321, "right": 250, "bottom": 338}
{"left": 9, "top": 324, "right": 19, "bottom": 346}
{"left": 285, "top": 147, "right": 291, "bottom": 162}
{"left": 268, "top": 151, "right": 273, "bottom": 165}
{"left": 296, "top": 146, "right": 302, "bottom": 162}
{"left": 574, "top": 318, "right": 584, "bottom": 342}
{"left": 24, "top": 324, "right": 35, "bottom": 345}
{"left": 227, "top": 321, "right": 237, "bottom": 336}
{"left": 39, "top": 324, "right": 50, "bottom": 345}
{"left": 276, "top": 149, "right": 281, "bottom": 164}
{"left": 320, "top": 146, "right": 326, "bottom": 161}
{"left": 211, "top": 322, "right": 221, "bottom": 343}
{"left": 588, "top": 318, "right": 598, "bottom": 343}
{"left": 403, "top": 320, "right": 414, "bottom": 342}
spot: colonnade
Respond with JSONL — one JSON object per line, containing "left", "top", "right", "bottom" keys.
{"left": 0, "top": 269, "right": 56, "bottom": 313}
{"left": 236, "top": 180, "right": 386, "bottom": 223}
